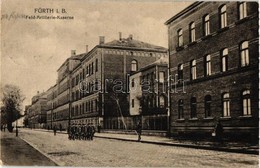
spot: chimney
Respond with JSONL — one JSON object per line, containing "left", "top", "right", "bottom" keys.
{"left": 71, "top": 50, "right": 76, "bottom": 56}
{"left": 86, "top": 45, "right": 88, "bottom": 53}
{"left": 129, "top": 34, "right": 133, "bottom": 40}
{"left": 119, "top": 32, "right": 122, "bottom": 40}
{"left": 99, "top": 36, "right": 105, "bottom": 45}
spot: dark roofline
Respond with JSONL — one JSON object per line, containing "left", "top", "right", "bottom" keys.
{"left": 140, "top": 63, "right": 168, "bottom": 72}
{"left": 98, "top": 45, "right": 167, "bottom": 53}
{"left": 165, "top": 2, "right": 203, "bottom": 25}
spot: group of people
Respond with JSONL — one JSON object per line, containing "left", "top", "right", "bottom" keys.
{"left": 68, "top": 124, "right": 96, "bottom": 140}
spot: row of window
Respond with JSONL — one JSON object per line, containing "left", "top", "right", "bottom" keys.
{"left": 177, "top": 41, "right": 250, "bottom": 81}
{"left": 72, "top": 59, "right": 98, "bottom": 87}
{"left": 177, "top": 2, "right": 248, "bottom": 47}
{"left": 177, "top": 89, "right": 252, "bottom": 119}
{"left": 71, "top": 99, "right": 99, "bottom": 117}
{"left": 72, "top": 82, "right": 99, "bottom": 101}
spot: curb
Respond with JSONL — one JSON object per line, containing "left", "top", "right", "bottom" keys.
{"left": 19, "top": 136, "right": 60, "bottom": 166}
{"left": 95, "top": 135, "right": 259, "bottom": 155}
{"left": 26, "top": 129, "right": 259, "bottom": 155}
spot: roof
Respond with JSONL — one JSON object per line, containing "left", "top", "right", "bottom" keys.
{"left": 57, "top": 53, "right": 86, "bottom": 72}
{"left": 165, "top": 2, "right": 203, "bottom": 25}
{"left": 140, "top": 56, "right": 168, "bottom": 71}
{"left": 99, "top": 37, "right": 167, "bottom": 52}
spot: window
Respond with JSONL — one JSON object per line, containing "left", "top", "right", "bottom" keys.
{"left": 205, "top": 95, "right": 212, "bottom": 117}
{"left": 191, "top": 60, "right": 196, "bottom": 80}
{"left": 159, "top": 71, "right": 165, "bottom": 83}
{"left": 178, "top": 99, "right": 184, "bottom": 119}
{"left": 178, "top": 29, "right": 183, "bottom": 47}
{"left": 178, "top": 64, "right": 184, "bottom": 81}
{"left": 205, "top": 55, "right": 211, "bottom": 76}
{"left": 221, "top": 48, "right": 228, "bottom": 72}
{"left": 203, "top": 14, "right": 210, "bottom": 36}
{"left": 91, "top": 62, "right": 94, "bottom": 74}
{"left": 190, "top": 97, "right": 197, "bottom": 118}
{"left": 96, "top": 99, "right": 98, "bottom": 112}
{"left": 242, "top": 90, "right": 251, "bottom": 116}
{"left": 132, "top": 99, "right": 134, "bottom": 108}
{"left": 240, "top": 41, "right": 249, "bottom": 67}
{"left": 95, "top": 59, "right": 98, "bottom": 72}
{"left": 220, "top": 5, "right": 227, "bottom": 28}
{"left": 239, "top": 2, "right": 247, "bottom": 20}
{"left": 159, "top": 96, "right": 165, "bottom": 108}
{"left": 131, "top": 60, "right": 137, "bottom": 71}
{"left": 86, "top": 66, "right": 89, "bottom": 75}
{"left": 189, "top": 22, "right": 196, "bottom": 42}
{"left": 131, "top": 79, "right": 135, "bottom": 87}
{"left": 222, "top": 93, "right": 230, "bottom": 117}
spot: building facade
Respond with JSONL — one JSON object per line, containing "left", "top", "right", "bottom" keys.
{"left": 42, "top": 34, "right": 167, "bottom": 131}
{"left": 129, "top": 57, "right": 169, "bottom": 131}
{"left": 165, "top": 2, "right": 259, "bottom": 141}
{"left": 27, "top": 92, "right": 48, "bottom": 129}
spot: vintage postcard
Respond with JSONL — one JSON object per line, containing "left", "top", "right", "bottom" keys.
{"left": 1, "top": 0, "right": 259, "bottom": 167}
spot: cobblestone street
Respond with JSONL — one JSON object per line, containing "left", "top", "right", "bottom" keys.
{"left": 18, "top": 129, "right": 258, "bottom": 167}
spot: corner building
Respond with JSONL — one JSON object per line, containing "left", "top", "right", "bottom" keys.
{"left": 165, "top": 2, "right": 259, "bottom": 142}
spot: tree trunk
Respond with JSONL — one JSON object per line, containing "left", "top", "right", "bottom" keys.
{"left": 7, "top": 122, "right": 13, "bottom": 132}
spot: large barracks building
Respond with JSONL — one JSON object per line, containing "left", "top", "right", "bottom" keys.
{"left": 31, "top": 34, "right": 167, "bottom": 131}
{"left": 165, "top": 2, "right": 259, "bottom": 141}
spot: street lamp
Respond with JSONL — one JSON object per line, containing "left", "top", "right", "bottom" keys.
{"left": 16, "top": 113, "right": 18, "bottom": 137}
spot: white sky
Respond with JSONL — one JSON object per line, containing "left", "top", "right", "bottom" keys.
{"left": 1, "top": 0, "right": 192, "bottom": 107}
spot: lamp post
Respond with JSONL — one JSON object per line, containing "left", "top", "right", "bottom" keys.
{"left": 16, "top": 114, "right": 18, "bottom": 137}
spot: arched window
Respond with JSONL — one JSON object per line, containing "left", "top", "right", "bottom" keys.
{"left": 178, "top": 64, "right": 184, "bottom": 81}
{"left": 159, "top": 96, "right": 165, "bottom": 108}
{"left": 239, "top": 2, "right": 247, "bottom": 20}
{"left": 240, "top": 41, "right": 249, "bottom": 67}
{"left": 189, "top": 22, "right": 196, "bottom": 42}
{"left": 221, "top": 48, "right": 228, "bottom": 72}
{"left": 203, "top": 14, "right": 210, "bottom": 36}
{"left": 242, "top": 90, "right": 251, "bottom": 116}
{"left": 178, "top": 29, "right": 183, "bottom": 47}
{"left": 190, "top": 97, "right": 197, "bottom": 118}
{"left": 191, "top": 60, "right": 197, "bottom": 80}
{"left": 205, "top": 55, "right": 211, "bottom": 76}
{"left": 219, "top": 5, "right": 227, "bottom": 28}
{"left": 222, "top": 93, "right": 230, "bottom": 117}
{"left": 178, "top": 99, "right": 184, "bottom": 119}
{"left": 205, "top": 95, "right": 212, "bottom": 117}
{"left": 131, "top": 60, "right": 138, "bottom": 71}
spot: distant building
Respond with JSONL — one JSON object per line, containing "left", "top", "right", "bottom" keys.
{"left": 165, "top": 2, "right": 259, "bottom": 141}
{"left": 23, "top": 105, "right": 31, "bottom": 127}
{"left": 27, "top": 91, "right": 48, "bottom": 128}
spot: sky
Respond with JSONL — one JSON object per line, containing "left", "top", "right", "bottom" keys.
{"left": 1, "top": 0, "right": 192, "bottom": 107}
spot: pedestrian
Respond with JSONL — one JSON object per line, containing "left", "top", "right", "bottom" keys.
{"left": 97, "top": 124, "right": 101, "bottom": 133}
{"left": 135, "top": 122, "right": 142, "bottom": 142}
{"left": 86, "top": 124, "right": 91, "bottom": 140}
{"left": 53, "top": 125, "right": 57, "bottom": 136}
{"left": 214, "top": 120, "right": 223, "bottom": 145}
{"left": 90, "top": 124, "right": 96, "bottom": 140}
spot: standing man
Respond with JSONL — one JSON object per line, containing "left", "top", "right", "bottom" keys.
{"left": 214, "top": 120, "right": 223, "bottom": 144}
{"left": 97, "top": 124, "right": 101, "bottom": 133}
{"left": 136, "top": 122, "right": 142, "bottom": 142}
{"left": 90, "top": 124, "right": 96, "bottom": 140}
{"left": 53, "top": 125, "right": 57, "bottom": 136}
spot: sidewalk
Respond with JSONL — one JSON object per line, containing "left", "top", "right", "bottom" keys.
{"left": 0, "top": 131, "right": 58, "bottom": 166}
{"left": 31, "top": 128, "right": 259, "bottom": 155}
